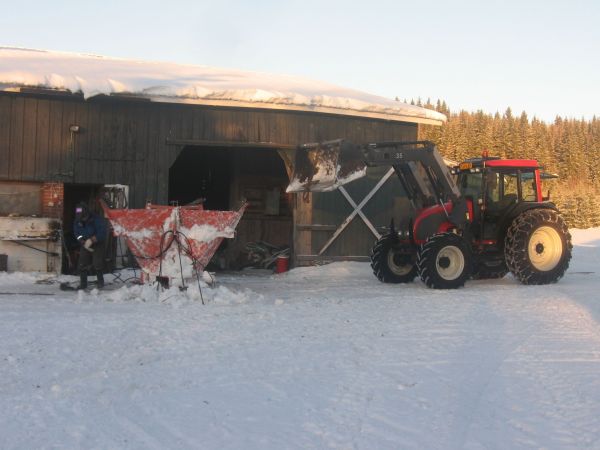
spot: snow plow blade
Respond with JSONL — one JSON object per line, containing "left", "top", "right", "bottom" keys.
{"left": 101, "top": 201, "right": 246, "bottom": 283}
{"left": 286, "top": 139, "right": 367, "bottom": 193}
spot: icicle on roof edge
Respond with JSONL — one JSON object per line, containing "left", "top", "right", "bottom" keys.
{"left": 0, "top": 47, "right": 446, "bottom": 126}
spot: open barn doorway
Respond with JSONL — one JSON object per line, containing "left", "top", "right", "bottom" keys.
{"left": 168, "top": 147, "right": 231, "bottom": 210}
{"left": 168, "top": 146, "right": 293, "bottom": 269}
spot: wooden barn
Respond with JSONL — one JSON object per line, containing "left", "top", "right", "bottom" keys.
{"left": 0, "top": 47, "right": 445, "bottom": 272}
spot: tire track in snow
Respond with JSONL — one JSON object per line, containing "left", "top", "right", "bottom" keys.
{"left": 456, "top": 288, "right": 600, "bottom": 449}
{"left": 445, "top": 290, "right": 540, "bottom": 449}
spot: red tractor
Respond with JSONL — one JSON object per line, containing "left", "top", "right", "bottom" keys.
{"left": 287, "top": 140, "right": 572, "bottom": 289}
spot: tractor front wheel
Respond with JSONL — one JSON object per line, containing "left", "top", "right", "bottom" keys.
{"left": 370, "top": 234, "right": 417, "bottom": 283}
{"left": 417, "top": 233, "right": 472, "bottom": 289}
{"left": 505, "top": 209, "right": 572, "bottom": 285}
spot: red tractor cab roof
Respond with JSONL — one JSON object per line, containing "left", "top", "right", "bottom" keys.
{"left": 485, "top": 159, "right": 540, "bottom": 169}
{"left": 458, "top": 155, "right": 541, "bottom": 171}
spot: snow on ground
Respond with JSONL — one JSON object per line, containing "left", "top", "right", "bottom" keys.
{"left": 1, "top": 229, "right": 600, "bottom": 449}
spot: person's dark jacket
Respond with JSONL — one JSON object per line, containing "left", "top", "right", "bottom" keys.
{"left": 73, "top": 212, "right": 107, "bottom": 244}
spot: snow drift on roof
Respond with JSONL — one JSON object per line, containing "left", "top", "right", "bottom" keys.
{"left": 0, "top": 47, "right": 446, "bottom": 125}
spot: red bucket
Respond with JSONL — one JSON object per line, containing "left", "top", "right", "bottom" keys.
{"left": 275, "top": 255, "right": 290, "bottom": 273}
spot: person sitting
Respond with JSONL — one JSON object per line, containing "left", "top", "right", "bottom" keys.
{"left": 73, "top": 202, "right": 107, "bottom": 289}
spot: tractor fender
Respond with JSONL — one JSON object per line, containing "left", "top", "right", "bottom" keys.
{"left": 495, "top": 202, "right": 559, "bottom": 250}
{"left": 413, "top": 202, "right": 455, "bottom": 244}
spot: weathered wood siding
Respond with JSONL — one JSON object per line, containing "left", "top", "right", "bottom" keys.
{"left": 0, "top": 92, "right": 416, "bottom": 206}
{"left": 0, "top": 91, "right": 418, "bottom": 260}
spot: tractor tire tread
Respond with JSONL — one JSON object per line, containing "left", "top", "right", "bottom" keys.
{"left": 505, "top": 209, "right": 572, "bottom": 285}
{"left": 370, "top": 234, "right": 417, "bottom": 284}
{"left": 416, "top": 232, "right": 472, "bottom": 289}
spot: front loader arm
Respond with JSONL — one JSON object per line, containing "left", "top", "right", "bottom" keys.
{"left": 363, "top": 141, "right": 462, "bottom": 205}
{"left": 286, "top": 139, "right": 468, "bottom": 230}
{"left": 287, "top": 139, "right": 461, "bottom": 205}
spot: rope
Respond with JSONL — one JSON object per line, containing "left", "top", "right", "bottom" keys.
{"left": 175, "top": 233, "right": 186, "bottom": 289}
{"left": 156, "top": 230, "right": 174, "bottom": 291}
{"left": 193, "top": 264, "right": 205, "bottom": 305}
{"left": 128, "top": 230, "right": 176, "bottom": 260}
{"left": 176, "top": 230, "right": 204, "bottom": 304}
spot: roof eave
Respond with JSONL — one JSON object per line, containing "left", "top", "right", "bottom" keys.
{"left": 146, "top": 95, "right": 446, "bottom": 126}
{"left": 0, "top": 85, "right": 446, "bottom": 126}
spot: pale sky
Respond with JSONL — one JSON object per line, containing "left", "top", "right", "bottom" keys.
{"left": 1, "top": 0, "right": 598, "bottom": 122}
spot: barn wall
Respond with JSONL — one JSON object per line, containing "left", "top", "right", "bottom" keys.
{"left": 0, "top": 91, "right": 419, "bottom": 262}
{"left": 310, "top": 166, "right": 415, "bottom": 258}
{"left": 0, "top": 92, "right": 416, "bottom": 204}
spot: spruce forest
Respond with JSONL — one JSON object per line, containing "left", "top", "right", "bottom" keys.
{"left": 415, "top": 99, "right": 600, "bottom": 228}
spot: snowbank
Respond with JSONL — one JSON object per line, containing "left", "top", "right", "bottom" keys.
{"left": 0, "top": 47, "right": 446, "bottom": 125}
{"left": 100, "top": 282, "right": 258, "bottom": 307}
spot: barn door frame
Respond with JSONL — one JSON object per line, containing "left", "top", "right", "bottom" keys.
{"left": 293, "top": 167, "right": 396, "bottom": 263}
{"left": 316, "top": 167, "right": 394, "bottom": 255}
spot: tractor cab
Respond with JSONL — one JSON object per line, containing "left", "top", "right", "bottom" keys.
{"left": 455, "top": 155, "right": 543, "bottom": 242}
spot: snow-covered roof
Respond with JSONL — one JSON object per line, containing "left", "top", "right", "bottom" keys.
{"left": 0, "top": 47, "right": 446, "bottom": 126}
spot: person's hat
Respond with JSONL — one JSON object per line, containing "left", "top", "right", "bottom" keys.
{"left": 75, "top": 202, "right": 90, "bottom": 221}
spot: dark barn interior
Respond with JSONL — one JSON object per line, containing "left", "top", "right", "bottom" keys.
{"left": 168, "top": 146, "right": 293, "bottom": 268}
{"left": 168, "top": 147, "right": 231, "bottom": 210}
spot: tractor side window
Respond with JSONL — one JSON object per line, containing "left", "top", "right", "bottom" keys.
{"left": 520, "top": 172, "right": 538, "bottom": 201}
{"left": 487, "top": 171, "right": 517, "bottom": 211}
{"left": 504, "top": 173, "right": 518, "bottom": 198}
{"left": 458, "top": 173, "right": 482, "bottom": 199}
{"left": 486, "top": 172, "right": 501, "bottom": 203}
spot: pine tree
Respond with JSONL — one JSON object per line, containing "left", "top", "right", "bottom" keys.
{"left": 413, "top": 99, "right": 600, "bottom": 228}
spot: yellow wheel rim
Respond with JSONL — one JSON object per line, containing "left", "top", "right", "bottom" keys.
{"left": 387, "top": 249, "right": 413, "bottom": 276}
{"left": 528, "top": 226, "right": 562, "bottom": 271}
{"left": 436, "top": 245, "right": 465, "bottom": 281}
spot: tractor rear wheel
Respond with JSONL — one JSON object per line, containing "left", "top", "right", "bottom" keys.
{"left": 370, "top": 234, "right": 417, "bottom": 283}
{"left": 417, "top": 233, "right": 472, "bottom": 289}
{"left": 505, "top": 209, "right": 572, "bottom": 285}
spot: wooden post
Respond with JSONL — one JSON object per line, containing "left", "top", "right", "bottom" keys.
{"left": 293, "top": 192, "right": 312, "bottom": 266}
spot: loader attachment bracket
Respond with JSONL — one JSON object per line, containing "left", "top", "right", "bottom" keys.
{"left": 286, "top": 140, "right": 367, "bottom": 193}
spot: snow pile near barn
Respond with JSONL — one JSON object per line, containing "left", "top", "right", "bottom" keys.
{"left": 98, "top": 282, "right": 257, "bottom": 307}
{"left": 1, "top": 229, "right": 599, "bottom": 449}
{"left": 0, "top": 46, "right": 446, "bottom": 125}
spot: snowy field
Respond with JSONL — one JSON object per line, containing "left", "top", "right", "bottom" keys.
{"left": 1, "top": 229, "right": 600, "bottom": 450}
